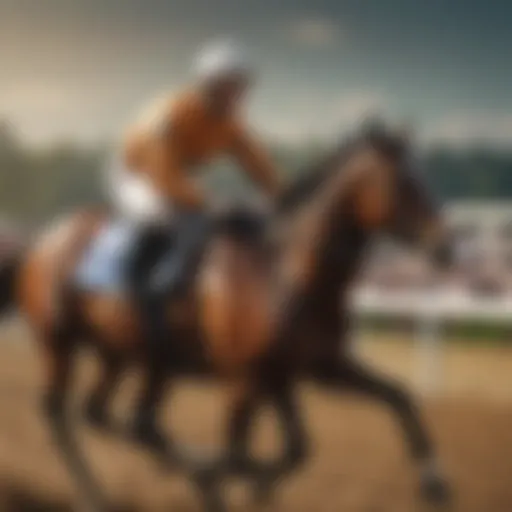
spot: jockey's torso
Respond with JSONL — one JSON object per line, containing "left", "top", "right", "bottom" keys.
{"left": 115, "top": 85, "right": 278, "bottom": 220}
{"left": 122, "top": 90, "right": 241, "bottom": 177}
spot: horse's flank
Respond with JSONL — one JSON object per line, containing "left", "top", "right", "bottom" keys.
{"left": 17, "top": 210, "right": 106, "bottom": 335}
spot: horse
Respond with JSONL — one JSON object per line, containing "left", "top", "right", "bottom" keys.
{"left": 0, "top": 122, "right": 453, "bottom": 512}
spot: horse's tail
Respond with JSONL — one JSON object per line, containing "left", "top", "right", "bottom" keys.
{"left": 0, "top": 252, "right": 21, "bottom": 314}
{"left": 0, "top": 224, "right": 27, "bottom": 316}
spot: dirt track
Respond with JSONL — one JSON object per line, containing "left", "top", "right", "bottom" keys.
{"left": 0, "top": 328, "right": 511, "bottom": 512}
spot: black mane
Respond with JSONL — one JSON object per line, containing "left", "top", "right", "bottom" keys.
{"left": 277, "top": 138, "right": 353, "bottom": 214}
{"left": 277, "top": 119, "right": 406, "bottom": 214}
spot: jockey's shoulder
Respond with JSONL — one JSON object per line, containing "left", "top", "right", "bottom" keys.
{"left": 118, "top": 92, "right": 176, "bottom": 162}
{"left": 129, "top": 88, "right": 209, "bottom": 139}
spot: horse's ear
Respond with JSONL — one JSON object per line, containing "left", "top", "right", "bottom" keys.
{"left": 360, "top": 114, "right": 387, "bottom": 139}
{"left": 396, "top": 119, "right": 415, "bottom": 146}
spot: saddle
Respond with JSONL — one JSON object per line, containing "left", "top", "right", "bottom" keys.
{"left": 214, "top": 205, "right": 267, "bottom": 244}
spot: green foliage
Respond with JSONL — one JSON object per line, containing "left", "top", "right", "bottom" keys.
{"left": 361, "top": 314, "right": 512, "bottom": 344}
{"left": 425, "top": 147, "right": 512, "bottom": 200}
{"left": 0, "top": 123, "right": 107, "bottom": 226}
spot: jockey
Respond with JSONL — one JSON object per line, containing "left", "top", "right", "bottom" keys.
{"left": 108, "top": 39, "right": 281, "bottom": 358}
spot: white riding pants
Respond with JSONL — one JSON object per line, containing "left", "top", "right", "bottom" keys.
{"left": 107, "top": 157, "right": 173, "bottom": 226}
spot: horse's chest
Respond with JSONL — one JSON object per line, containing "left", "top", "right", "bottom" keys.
{"left": 198, "top": 240, "right": 275, "bottom": 373}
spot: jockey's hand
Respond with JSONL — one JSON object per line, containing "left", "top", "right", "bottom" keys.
{"left": 205, "top": 198, "right": 232, "bottom": 217}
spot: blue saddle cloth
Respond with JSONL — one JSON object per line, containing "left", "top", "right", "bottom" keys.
{"left": 75, "top": 220, "right": 138, "bottom": 294}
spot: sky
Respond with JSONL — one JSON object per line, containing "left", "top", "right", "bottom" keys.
{"left": 0, "top": 0, "right": 511, "bottom": 148}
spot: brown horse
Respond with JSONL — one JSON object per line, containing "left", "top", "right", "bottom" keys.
{"left": 0, "top": 123, "right": 453, "bottom": 512}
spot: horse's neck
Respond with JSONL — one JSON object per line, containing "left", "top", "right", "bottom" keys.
{"left": 274, "top": 148, "right": 370, "bottom": 326}
{"left": 296, "top": 215, "right": 368, "bottom": 335}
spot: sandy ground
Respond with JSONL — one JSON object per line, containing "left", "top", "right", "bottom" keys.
{"left": 0, "top": 324, "right": 511, "bottom": 512}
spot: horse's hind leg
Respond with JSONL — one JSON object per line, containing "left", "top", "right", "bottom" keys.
{"left": 84, "top": 350, "right": 124, "bottom": 432}
{"left": 314, "top": 357, "right": 451, "bottom": 505}
{"left": 42, "top": 329, "right": 108, "bottom": 512}
{"left": 129, "top": 363, "right": 227, "bottom": 511}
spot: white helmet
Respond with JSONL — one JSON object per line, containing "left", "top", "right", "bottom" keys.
{"left": 193, "top": 39, "right": 252, "bottom": 84}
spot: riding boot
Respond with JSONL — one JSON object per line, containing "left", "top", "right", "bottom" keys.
{"left": 125, "top": 224, "right": 171, "bottom": 364}
{"left": 149, "top": 210, "right": 210, "bottom": 299}
{"left": 138, "top": 292, "right": 168, "bottom": 358}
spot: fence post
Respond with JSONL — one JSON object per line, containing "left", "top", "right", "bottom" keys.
{"left": 415, "top": 292, "right": 443, "bottom": 397}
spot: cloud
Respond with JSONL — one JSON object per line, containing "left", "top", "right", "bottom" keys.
{"left": 0, "top": 82, "right": 127, "bottom": 146}
{"left": 427, "top": 111, "right": 512, "bottom": 148}
{"left": 284, "top": 17, "right": 342, "bottom": 48}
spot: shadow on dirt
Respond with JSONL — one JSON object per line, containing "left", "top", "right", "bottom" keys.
{"left": 0, "top": 481, "right": 138, "bottom": 512}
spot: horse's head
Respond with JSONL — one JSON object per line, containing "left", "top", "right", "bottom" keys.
{"left": 341, "top": 120, "right": 453, "bottom": 269}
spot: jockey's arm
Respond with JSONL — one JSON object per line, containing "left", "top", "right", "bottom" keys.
{"left": 231, "top": 127, "right": 282, "bottom": 200}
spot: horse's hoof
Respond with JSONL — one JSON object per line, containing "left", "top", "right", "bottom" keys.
{"left": 130, "top": 419, "right": 166, "bottom": 451}
{"left": 76, "top": 494, "right": 110, "bottom": 512}
{"left": 190, "top": 462, "right": 219, "bottom": 489}
{"left": 253, "top": 480, "right": 275, "bottom": 507}
{"left": 421, "top": 473, "right": 452, "bottom": 506}
{"left": 83, "top": 400, "right": 110, "bottom": 431}
{"left": 130, "top": 420, "right": 179, "bottom": 470}
{"left": 252, "top": 468, "right": 283, "bottom": 508}
{"left": 190, "top": 466, "right": 226, "bottom": 512}
{"left": 203, "top": 493, "right": 227, "bottom": 512}
{"left": 156, "top": 449, "right": 178, "bottom": 472}
{"left": 193, "top": 472, "right": 227, "bottom": 512}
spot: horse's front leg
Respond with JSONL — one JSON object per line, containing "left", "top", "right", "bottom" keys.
{"left": 313, "top": 356, "right": 452, "bottom": 505}
{"left": 221, "top": 379, "right": 310, "bottom": 505}
{"left": 127, "top": 352, "right": 228, "bottom": 511}
{"left": 252, "top": 382, "right": 310, "bottom": 505}
{"left": 188, "top": 377, "right": 308, "bottom": 509}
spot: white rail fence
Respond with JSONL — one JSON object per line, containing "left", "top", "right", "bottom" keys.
{"left": 351, "top": 288, "right": 512, "bottom": 396}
